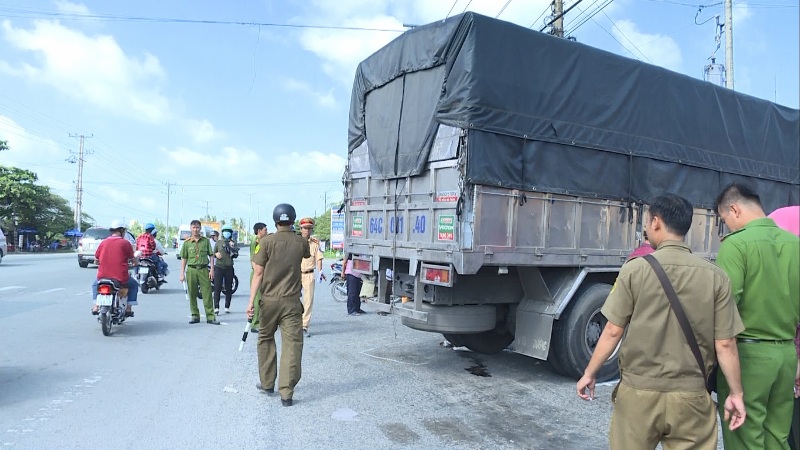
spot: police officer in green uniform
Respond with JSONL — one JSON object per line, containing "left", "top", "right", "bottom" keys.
{"left": 247, "top": 204, "right": 310, "bottom": 407}
{"left": 179, "top": 219, "right": 219, "bottom": 325}
{"left": 715, "top": 183, "right": 800, "bottom": 450}
{"left": 577, "top": 194, "right": 747, "bottom": 449}
{"left": 249, "top": 222, "right": 268, "bottom": 332}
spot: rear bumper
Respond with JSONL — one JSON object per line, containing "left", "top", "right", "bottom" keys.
{"left": 78, "top": 253, "right": 95, "bottom": 263}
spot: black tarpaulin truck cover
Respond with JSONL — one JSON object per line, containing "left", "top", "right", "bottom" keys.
{"left": 348, "top": 12, "right": 799, "bottom": 212}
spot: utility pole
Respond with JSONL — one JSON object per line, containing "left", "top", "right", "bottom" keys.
{"left": 205, "top": 200, "right": 211, "bottom": 217}
{"left": 67, "top": 134, "right": 92, "bottom": 233}
{"left": 724, "top": 0, "right": 734, "bottom": 89}
{"left": 552, "top": 0, "right": 564, "bottom": 38}
{"left": 164, "top": 182, "right": 174, "bottom": 245}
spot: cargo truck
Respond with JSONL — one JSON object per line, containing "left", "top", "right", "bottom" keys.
{"left": 344, "top": 12, "right": 799, "bottom": 381}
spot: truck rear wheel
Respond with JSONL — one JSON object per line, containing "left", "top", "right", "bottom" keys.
{"left": 458, "top": 328, "right": 514, "bottom": 354}
{"left": 549, "top": 282, "right": 619, "bottom": 382}
{"left": 442, "top": 334, "right": 466, "bottom": 347}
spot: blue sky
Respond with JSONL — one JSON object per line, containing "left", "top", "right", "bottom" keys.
{"left": 1, "top": 0, "right": 797, "bottom": 233}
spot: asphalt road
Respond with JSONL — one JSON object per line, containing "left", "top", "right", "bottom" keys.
{"left": 0, "top": 250, "right": 622, "bottom": 450}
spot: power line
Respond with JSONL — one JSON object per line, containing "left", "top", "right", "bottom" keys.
{"left": 496, "top": 0, "right": 513, "bottom": 18}
{"left": 444, "top": 0, "right": 461, "bottom": 21}
{"left": 0, "top": 8, "right": 408, "bottom": 32}
{"left": 599, "top": 9, "right": 651, "bottom": 62}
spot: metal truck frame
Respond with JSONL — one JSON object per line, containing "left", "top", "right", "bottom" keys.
{"left": 344, "top": 13, "right": 799, "bottom": 381}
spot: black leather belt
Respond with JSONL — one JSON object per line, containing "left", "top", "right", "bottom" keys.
{"left": 188, "top": 265, "right": 208, "bottom": 269}
{"left": 302, "top": 270, "right": 315, "bottom": 274}
{"left": 737, "top": 338, "right": 794, "bottom": 344}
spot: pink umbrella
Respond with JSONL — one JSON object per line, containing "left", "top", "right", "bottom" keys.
{"left": 768, "top": 206, "right": 800, "bottom": 236}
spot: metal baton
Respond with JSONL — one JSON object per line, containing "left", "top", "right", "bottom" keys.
{"left": 238, "top": 318, "right": 253, "bottom": 352}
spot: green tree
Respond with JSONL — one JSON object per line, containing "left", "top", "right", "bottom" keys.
{"left": 0, "top": 166, "right": 41, "bottom": 226}
{"left": 0, "top": 140, "right": 8, "bottom": 151}
{"left": 312, "top": 209, "right": 332, "bottom": 241}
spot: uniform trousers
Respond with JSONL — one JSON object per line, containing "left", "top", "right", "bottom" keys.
{"left": 609, "top": 381, "right": 718, "bottom": 450}
{"left": 213, "top": 265, "right": 234, "bottom": 309}
{"left": 186, "top": 266, "right": 215, "bottom": 320}
{"left": 249, "top": 270, "right": 262, "bottom": 328}
{"left": 300, "top": 272, "right": 315, "bottom": 329}
{"left": 718, "top": 342, "right": 796, "bottom": 450}
{"left": 257, "top": 297, "right": 304, "bottom": 399}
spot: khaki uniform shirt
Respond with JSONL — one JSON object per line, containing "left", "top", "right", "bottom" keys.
{"left": 301, "top": 239, "right": 323, "bottom": 273}
{"left": 253, "top": 229, "right": 310, "bottom": 301}
{"left": 602, "top": 240, "right": 744, "bottom": 391}
{"left": 179, "top": 236, "right": 213, "bottom": 267}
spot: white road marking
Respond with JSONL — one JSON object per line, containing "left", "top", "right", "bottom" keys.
{"left": 36, "top": 288, "right": 65, "bottom": 295}
{"left": 75, "top": 291, "right": 91, "bottom": 296}
{"left": 0, "top": 286, "right": 24, "bottom": 292}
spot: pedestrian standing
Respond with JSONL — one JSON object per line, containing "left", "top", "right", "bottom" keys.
{"left": 299, "top": 217, "right": 324, "bottom": 337}
{"left": 577, "top": 194, "right": 746, "bottom": 449}
{"left": 246, "top": 204, "right": 310, "bottom": 407}
{"left": 249, "top": 222, "right": 268, "bottom": 332}
{"left": 179, "top": 220, "right": 218, "bottom": 325}
{"left": 344, "top": 253, "right": 364, "bottom": 316}
{"left": 715, "top": 183, "right": 800, "bottom": 450}
{"left": 212, "top": 226, "right": 235, "bottom": 314}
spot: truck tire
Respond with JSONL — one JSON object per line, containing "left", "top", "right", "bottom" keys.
{"left": 459, "top": 328, "right": 514, "bottom": 354}
{"left": 442, "top": 333, "right": 466, "bottom": 347}
{"left": 79, "top": 261, "right": 89, "bottom": 268}
{"left": 549, "top": 282, "right": 619, "bottom": 382}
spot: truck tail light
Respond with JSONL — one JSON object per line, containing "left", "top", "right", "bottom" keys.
{"left": 420, "top": 263, "right": 454, "bottom": 287}
{"left": 352, "top": 256, "right": 372, "bottom": 274}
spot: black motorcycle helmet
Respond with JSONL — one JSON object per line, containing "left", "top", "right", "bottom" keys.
{"left": 273, "top": 203, "right": 296, "bottom": 225}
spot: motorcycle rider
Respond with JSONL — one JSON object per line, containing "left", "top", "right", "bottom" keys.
{"left": 213, "top": 226, "right": 237, "bottom": 314}
{"left": 91, "top": 220, "right": 139, "bottom": 316}
{"left": 150, "top": 228, "right": 170, "bottom": 279}
{"left": 136, "top": 223, "right": 157, "bottom": 262}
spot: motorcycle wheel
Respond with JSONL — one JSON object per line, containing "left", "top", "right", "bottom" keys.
{"left": 331, "top": 279, "right": 347, "bottom": 302}
{"left": 228, "top": 275, "right": 239, "bottom": 295}
{"left": 100, "top": 311, "right": 112, "bottom": 336}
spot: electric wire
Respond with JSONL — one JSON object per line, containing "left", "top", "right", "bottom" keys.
{"left": 496, "top": 0, "right": 513, "bottom": 18}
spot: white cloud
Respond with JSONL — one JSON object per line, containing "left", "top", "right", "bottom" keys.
{"left": 0, "top": 19, "right": 171, "bottom": 123}
{"left": 611, "top": 19, "right": 682, "bottom": 72}
{"left": 0, "top": 115, "right": 66, "bottom": 159}
{"left": 294, "top": 0, "right": 578, "bottom": 86}
{"left": 185, "top": 119, "right": 224, "bottom": 144}
{"left": 283, "top": 78, "right": 337, "bottom": 108}
{"left": 162, "top": 145, "right": 262, "bottom": 171}
{"left": 55, "top": 1, "right": 90, "bottom": 16}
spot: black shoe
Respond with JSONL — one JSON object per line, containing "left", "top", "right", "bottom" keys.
{"left": 251, "top": 327, "right": 259, "bottom": 333}
{"left": 207, "top": 319, "right": 220, "bottom": 325}
{"left": 125, "top": 310, "right": 134, "bottom": 317}
{"left": 189, "top": 317, "right": 200, "bottom": 324}
{"left": 256, "top": 383, "right": 274, "bottom": 394}
{"left": 281, "top": 398, "right": 293, "bottom": 407}
{"left": 356, "top": 310, "right": 367, "bottom": 314}
{"left": 303, "top": 328, "right": 311, "bottom": 337}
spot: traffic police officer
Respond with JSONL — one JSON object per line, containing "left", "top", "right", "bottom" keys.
{"left": 247, "top": 204, "right": 310, "bottom": 407}
{"left": 179, "top": 219, "right": 218, "bottom": 324}
{"left": 299, "top": 217, "right": 324, "bottom": 337}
